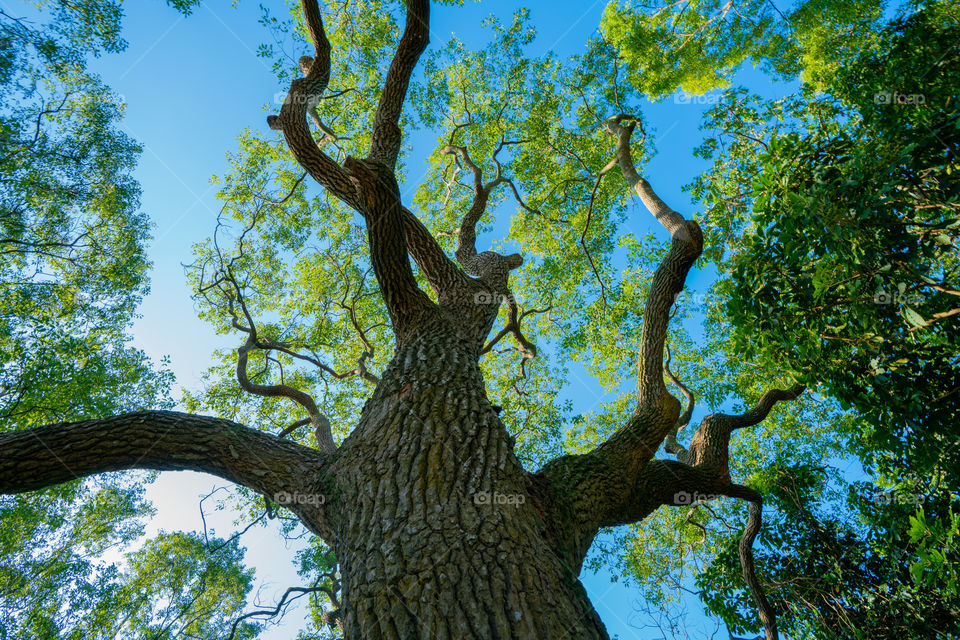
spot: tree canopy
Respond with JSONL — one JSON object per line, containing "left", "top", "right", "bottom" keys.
{"left": 1, "top": 0, "right": 957, "bottom": 638}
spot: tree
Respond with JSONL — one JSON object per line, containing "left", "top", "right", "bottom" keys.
{"left": 698, "top": 465, "right": 960, "bottom": 639}
{"left": 711, "top": 1, "right": 960, "bottom": 479}
{"left": 672, "top": 1, "right": 960, "bottom": 635}
{"left": 0, "top": 1, "right": 169, "bottom": 426}
{"left": 0, "top": 1, "right": 945, "bottom": 638}
{"left": 0, "top": 3, "right": 264, "bottom": 638}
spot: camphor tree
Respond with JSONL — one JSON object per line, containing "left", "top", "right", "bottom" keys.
{"left": 0, "top": 0, "right": 864, "bottom": 638}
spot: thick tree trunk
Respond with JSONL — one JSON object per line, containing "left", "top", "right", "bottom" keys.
{"left": 321, "top": 320, "right": 609, "bottom": 639}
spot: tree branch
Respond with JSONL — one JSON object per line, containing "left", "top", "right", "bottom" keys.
{"left": 605, "top": 114, "right": 702, "bottom": 407}
{"left": 400, "top": 205, "right": 469, "bottom": 298}
{"left": 444, "top": 144, "right": 523, "bottom": 278}
{"left": 686, "top": 385, "right": 805, "bottom": 479}
{"left": 663, "top": 343, "right": 695, "bottom": 461}
{"left": 367, "top": 0, "right": 430, "bottom": 169}
{"left": 589, "top": 460, "right": 780, "bottom": 639}
{"left": 268, "top": 0, "right": 361, "bottom": 211}
{"left": 0, "top": 411, "right": 333, "bottom": 539}
{"left": 724, "top": 484, "right": 779, "bottom": 640}
{"left": 227, "top": 583, "right": 324, "bottom": 640}
{"left": 237, "top": 336, "right": 336, "bottom": 454}
{"left": 344, "top": 157, "right": 437, "bottom": 341}
{"left": 536, "top": 117, "right": 704, "bottom": 549}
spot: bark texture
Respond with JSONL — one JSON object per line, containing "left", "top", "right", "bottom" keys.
{"left": 326, "top": 322, "right": 609, "bottom": 638}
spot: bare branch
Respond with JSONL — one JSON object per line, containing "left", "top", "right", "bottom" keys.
{"left": 441, "top": 144, "right": 523, "bottom": 279}
{"left": 723, "top": 484, "right": 780, "bottom": 640}
{"left": 663, "top": 343, "right": 695, "bottom": 461}
{"left": 227, "top": 583, "right": 324, "bottom": 640}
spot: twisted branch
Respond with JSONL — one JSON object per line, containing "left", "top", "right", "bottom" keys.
{"left": 236, "top": 336, "right": 335, "bottom": 454}
{"left": 367, "top": 0, "right": 429, "bottom": 169}
{"left": 439, "top": 143, "right": 523, "bottom": 277}
{"left": 268, "top": 1, "right": 360, "bottom": 211}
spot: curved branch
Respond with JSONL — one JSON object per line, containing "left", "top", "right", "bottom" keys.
{"left": 268, "top": 1, "right": 360, "bottom": 211}
{"left": 606, "top": 115, "right": 689, "bottom": 240}
{"left": 567, "top": 458, "right": 780, "bottom": 638}
{"left": 227, "top": 584, "right": 324, "bottom": 640}
{"left": 537, "top": 118, "right": 704, "bottom": 550}
{"left": 725, "top": 385, "right": 808, "bottom": 431}
{"left": 482, "top": 304, "right": 549, "bottom": 358}
{"left": 237, "top": 337, "right": 336, "bottom": 454}
{"left": 367, "top": 0, "right": 429, "bottom": 169}
{"left": 446, "top": 144, "right": 493, "bottom": 274}
{"left": 0, "top": 411, "right": 332, "bottom": 538}
{"left": 606, "top": 115, "right": 703, "bottom": 407}
{"left": 724, "top": 484, "right": 779, "bottom": 640}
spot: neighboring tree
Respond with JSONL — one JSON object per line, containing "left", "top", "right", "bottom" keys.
{"left": 720, "top": 2, "right": 960, "bottom": 479}
{"left": 699, "top": 466, "right": 960, "bottom": 639}
{"left": 0, "top": 3, "right": 258, "bottom": 639}
{"left": 673, "top": 1, "right": 960, "bottom": 635}
{"left": 0, "top": 2, "right": 167, "bottom": 426}
{"left": 1, "top": 502, "right": 259, "bottom": 640}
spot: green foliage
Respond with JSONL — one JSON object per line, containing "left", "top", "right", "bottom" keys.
{"left": 722, "top": 2, "right": 960, "bottom": 479}
{"left": 0, "top": 3, "right": 259, "bottom": 639}
{"left": 601, "top": 0, "right": 894, "bottom": 98}
{"left": 672, "top": 1, "right": 960, "bottom": 634}
{"left": 107, "top": 532, "right": 258, "bottom": 640}
{"left": 0, "top": 9, "right": 172, "bottom": 426}
{"left": 698, "top": 466, "right": 960, "bottom": 639}
{"left": 0, "top": 486, "right": 258, "bottom": 640}
{"left": 908, "top": 504, "right": 960, "bottom": 594}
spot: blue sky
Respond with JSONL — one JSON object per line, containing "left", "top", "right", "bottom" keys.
{"left": 33, "top": 0, "right": 803, "bottom": 637}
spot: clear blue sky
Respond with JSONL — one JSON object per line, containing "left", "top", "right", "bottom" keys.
{"left": 49, "top": 0, "right": 803, "bottom": 637}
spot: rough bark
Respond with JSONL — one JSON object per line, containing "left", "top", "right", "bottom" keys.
{"left": 0, "top": 411, "right": 333, "bottom": 539}
{"left": 320, "top": 320, "right": 610, "bottom": 639}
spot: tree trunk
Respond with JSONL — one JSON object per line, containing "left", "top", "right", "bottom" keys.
{"left": 322, "top": 320, "right": 609, "bottom": 639}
